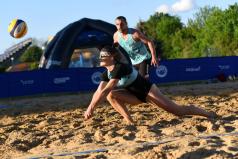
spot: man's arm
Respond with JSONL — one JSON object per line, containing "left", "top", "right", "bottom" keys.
{"left": 133, "top": 30, "right": 158, "bottom": 66}
{"left": 113, "top": 32, "right": 119, "bottom": 44}
{"left": 84, "top": 79, "right": 119, "bottom": 119}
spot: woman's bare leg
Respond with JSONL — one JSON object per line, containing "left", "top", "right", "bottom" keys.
{"left": 107, "top": 89, "right": 142, "bottom": 124}
{"left": 109, "top": 89, "right": 142, "bottom": 105}
{"left": 146, "top": 84, "right": 216, "bottom": 118}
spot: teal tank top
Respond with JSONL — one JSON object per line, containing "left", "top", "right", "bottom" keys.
{"left": 108, "top": 67, "right": 138, "bottom": 88}
{"left": 118, "top": 28, "right": 151, "bottom": 65}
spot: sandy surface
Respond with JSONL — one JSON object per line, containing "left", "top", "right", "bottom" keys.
{"left": 0, "top": 81, "right": 238, "bottom": 159}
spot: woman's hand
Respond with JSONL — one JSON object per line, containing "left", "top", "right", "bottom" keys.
{"left": 84, "top": 106, "right": 94, "bottom": 120}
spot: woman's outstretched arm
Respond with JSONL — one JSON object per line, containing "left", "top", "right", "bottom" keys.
{"left": 84, "top": 79, "right": 119, "bottom": 120}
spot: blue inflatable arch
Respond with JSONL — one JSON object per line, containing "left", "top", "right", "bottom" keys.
{"left": 40, "top": 18, "right": 130, "bottom": 69}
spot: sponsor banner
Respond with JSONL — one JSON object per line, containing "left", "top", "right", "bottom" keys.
{"left": 76, "top": 67, "right": 105, "bottom": 91}
{"left": 0, "top": 56, "right": 237, "bottom": 98}
{"left": 150, "top": 56, "right": 238, "bottom": 83}
{"left": 42, "top": 68, "right": 79, "bottom": 93}
{"left": 7, "top": 70, "right": 46, "bottom": 97}
{"left": 1, "top": 68, "right": 105, "bottom": 98}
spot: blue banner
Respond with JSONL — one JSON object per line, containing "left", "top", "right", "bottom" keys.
{"left": 7, "top": 70, "right": 46, "bottom": 97}
{"left": 75, "top": 67, "right": 105, "bottom": 91}
{"left": 149, "top": 56, "right": 238, "bottom": 83}
{"left": 0, "top": 56, "right": 237, "bottom": 98}
{"left": 42, "top": 68, "right": 80, "bottom": 93}
{"left": 0, "top": 73, "right": 9, "bottom": 97}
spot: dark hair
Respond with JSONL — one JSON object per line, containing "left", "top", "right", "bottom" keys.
{"left": 101, "top": 45, "right": 117, "bottom": 55}
{"left": 101, "top": 45, "right": 121, "bottom": 61}
{"left": 115, "top": 16, "right": 127, "bottom": 23}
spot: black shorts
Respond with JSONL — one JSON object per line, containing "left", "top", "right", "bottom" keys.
{"left": 126, "top": 75, "right": 152, "bottom": 102}
{"left": 134, "top": 59, "right": 151, "bottom": 76}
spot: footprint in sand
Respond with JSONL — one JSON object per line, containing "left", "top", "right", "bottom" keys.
{"left": 222, "top": 115, "right": 238, "bottom": 122}
{"left": 223, "top": 126, "right": 236, "bottom": 133}
{"left": 124, "top": 125, "right": 137, "bottom": 131}
{"left": 75, "top": 132, "right": 93, "bottom": 143}
{"left": 94, "top": 130, "right": 105, "bottom": 142}
{"left": 123, "top": 132, "right": 136, "bottom": 141}
{"left": 188, "top": 141, "right": 200, "bottom": 146}
{"left": 178, "top": 148, "right": 234, "bottom": 159}
{"left": 6, "top": 131, "right": 45, "bottom": 152}
{"left": 103, "top": 130, "right": 119, "bottom": 141}
{"left": 228, "top": 146, "right": 238, "bottom": 152}
{"left": 207, "top": 136, "right": 226, "bottom": 148}
{"left": 0, "top": 134, "right": 7, "bottom": 144}
{"left": 196, "top": 125, "right": 207, "bottom": 132}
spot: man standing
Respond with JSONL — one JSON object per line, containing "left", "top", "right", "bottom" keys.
{"left": 113, "top": 16, "right": 158, "bottom": 77}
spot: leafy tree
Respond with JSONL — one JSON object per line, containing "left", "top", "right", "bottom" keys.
{"left": 29, "top": 62, "right": 39, "bottom": 70}
{"left": 187, "top": 6, "right": 219, "bottom": 31}
{"left": 190, "top": 3, "right": 238, "bottom": 57}
{"left": 136, "top": 3, "right": 238, "bottom": 59}
{"left": 20, "top": 45, "right": 43, "bottom": 62}
{"left": 0, "top": 66, "right": 7, "bottom": 72}
{"left": 222, "top": 3, "right": 238, "bottom": 55}
{"left": 137, "top": 13, "right": 183, "bottom": 59}
{"left": 186, "top": 6, "right": 221, "bottom": 57}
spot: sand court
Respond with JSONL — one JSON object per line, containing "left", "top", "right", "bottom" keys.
{"left": 0, "top": 81, "right": 238, "bottom": 159}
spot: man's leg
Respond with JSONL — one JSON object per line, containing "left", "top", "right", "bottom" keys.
{"left": 134, "top": 61, "right": 147, "bottom": 77}
{"left": 139, "top": 60, "right": 147, "bottom": 77}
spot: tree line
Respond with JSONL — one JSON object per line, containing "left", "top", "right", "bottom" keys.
{"left": 137, "top": 3, "right": 238, "bottom": 59}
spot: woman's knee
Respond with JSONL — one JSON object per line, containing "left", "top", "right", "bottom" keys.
{"left": 106, "top": 92, "right": 112, "bottom": 101}
{"left": 147, "top": 84, "right": 160, "bottom": 98}
{"left": 106, "top": 91, "right": 117, "bottom": 101}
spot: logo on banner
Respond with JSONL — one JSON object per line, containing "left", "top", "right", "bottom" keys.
{"left": 185, "top": 66, "right": 201, "bottom": 72}
{"left": 53, "top": 77, "right": 70, "bottom": 84}
{"left": 20, "top": 80, "right": 34, "bottom": 85}
{"left": 91, "top": 72, "right": 102, "bottom": 84}
{"left": 218, "top": 65, "right": 230, "bottom": 70}
{"left": 156, "top": 65, "right": 168, "bottom": 78}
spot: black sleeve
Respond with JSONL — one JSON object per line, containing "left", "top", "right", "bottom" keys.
{"left": 110, "top": 63, "right": 131, "bottom": 79}
{"left": 101, "top": 63, "right": 132, "bottom": 81}
{"left": 100, "top": 71, "right": 109, "bottom": 82}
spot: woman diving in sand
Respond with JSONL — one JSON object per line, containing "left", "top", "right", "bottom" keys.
{"left": 84, "top": 45, "right": 217, "bottom": 124}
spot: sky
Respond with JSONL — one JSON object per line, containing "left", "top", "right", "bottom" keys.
{"left": 0, "top": 0, "right": 237, "bottom": 54}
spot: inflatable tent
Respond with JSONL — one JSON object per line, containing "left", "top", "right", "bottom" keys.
{"left": 39, "top": 18, "right": 130, "bottom": 69}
